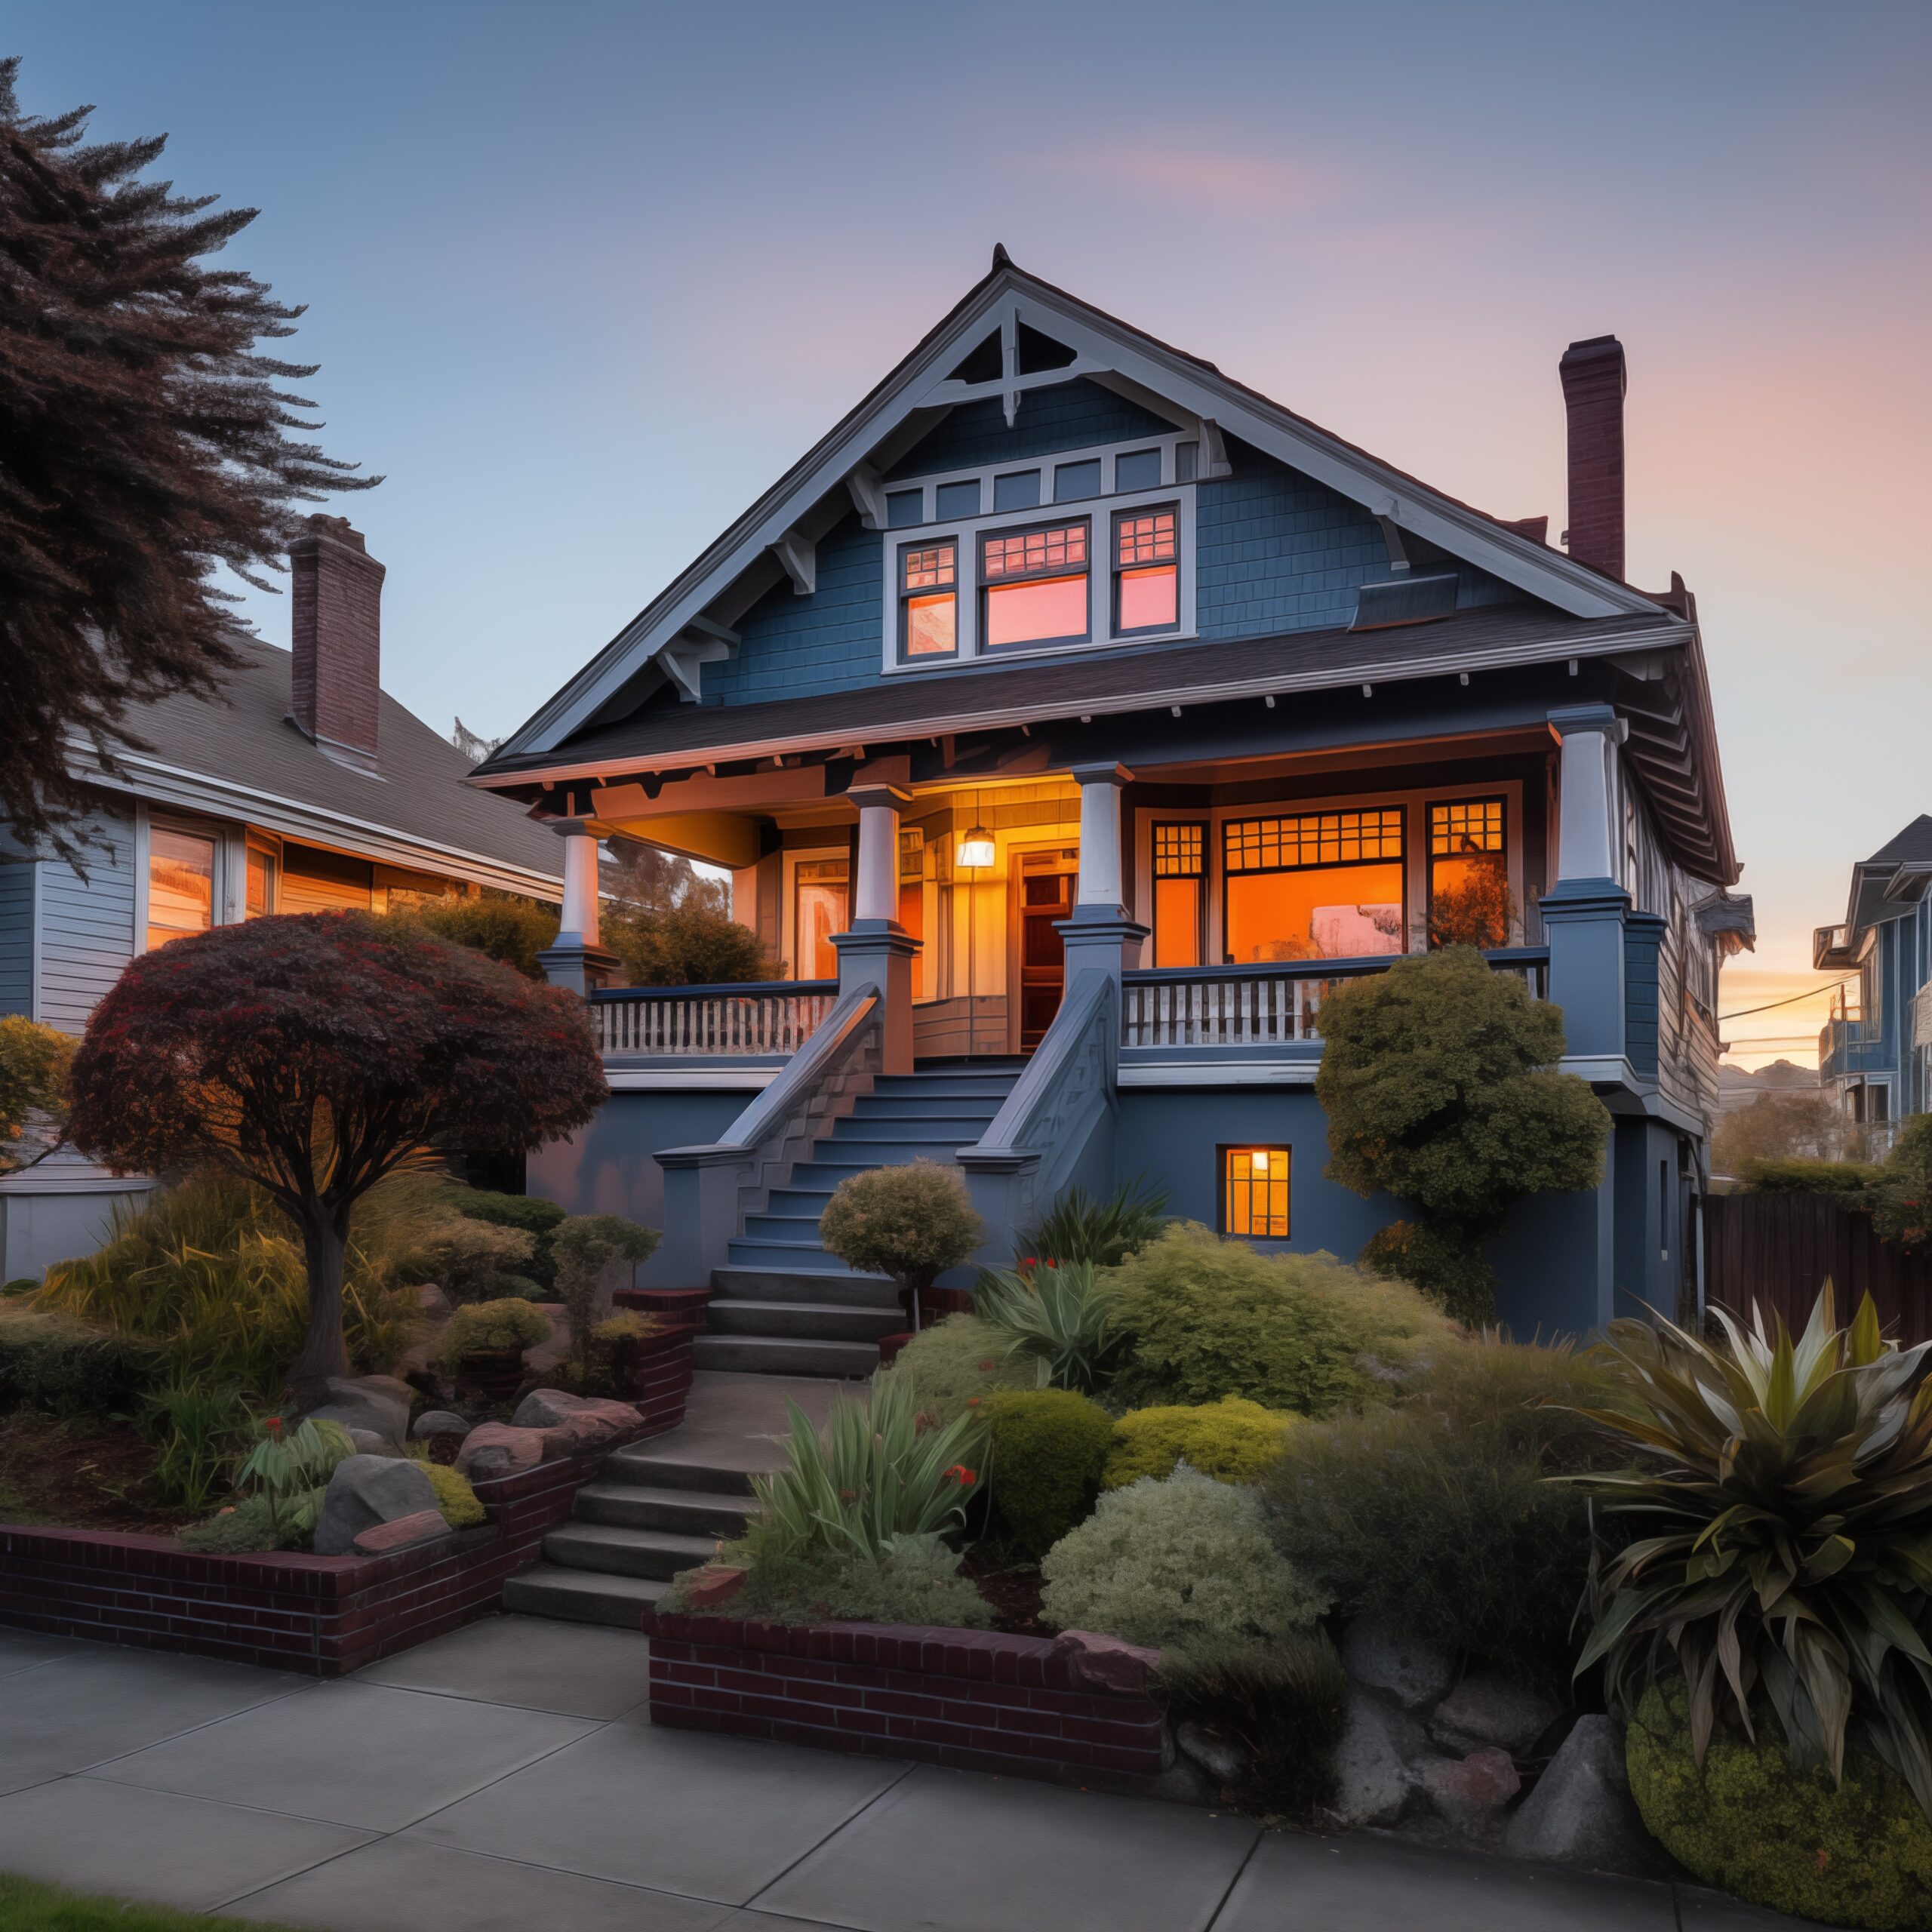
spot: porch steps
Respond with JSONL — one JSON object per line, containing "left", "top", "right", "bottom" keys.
{"left": 699, "top": 1063, "right": 1020, "bottom": 1377}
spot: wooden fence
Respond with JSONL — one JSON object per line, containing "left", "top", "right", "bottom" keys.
{"left": 1703, "top": 1191, "right": 1932, "bottom": 1345}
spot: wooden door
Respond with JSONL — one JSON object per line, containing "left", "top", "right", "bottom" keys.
{"left": 1016, "top": 852, "right": 1075, "bottom": 1051}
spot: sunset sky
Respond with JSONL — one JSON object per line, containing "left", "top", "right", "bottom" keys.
{"left": 13, "top": 2, "right": 1929, "bottom": 1066}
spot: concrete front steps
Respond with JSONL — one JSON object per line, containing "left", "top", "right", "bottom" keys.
{"left": 694, "top": 1063, "right": 1019, "bottom": 1378}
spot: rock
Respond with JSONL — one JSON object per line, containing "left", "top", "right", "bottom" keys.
{"left": 416, "top": 1284, "right": 454, "bottom": 1320}
{"left": 312, "top": 1454, "right": 438, "bottom": 1557}
{"left": 1176, "top": 1718, "right": 1245, "bottom": 1788}
{"left": 1341, "top": 1622, "right": 1455, "bottom": 1710}
{"left": 511, "top": 1388, "right": 642, "bottom": 1450}
{"left": 351, "top": 1509, "right": 452, "bottom": 1556}
{"left": 1432, "top": 1670, "right": 1564, "bottom": 1757}
{"left": 346, "top": 1429, "right": 392, "bottom": 1457}
{"left": 412, "top": 1409, "right": 469, "bottom": 1441}
{"left": 1503, "top": 1715, "right": 1675, "bottom": 1878}
{"left": 521, "top": 1304, "right": 571, "bottom": 1374}
{"left": 1330, "top": 1689, "right": 1427, "bottom": 1827}
{"left": 681, "top": 1564, "right": 746, "bottom": 1608}
{"left": 305, "top": 1373, "right": 414, "bottom": 1450}
{"left": 1420, "top": 1746, "right": 1522, "bottom": 1828}
{"left": 1146, "top": 1755, "right": 1220, "bottom": 1807}
{"left": 1052, "top": 1629, "right": 1162, "bottom": 1694}
{"left": 454, "top": 1423, "right": 552, "bottom": 1478}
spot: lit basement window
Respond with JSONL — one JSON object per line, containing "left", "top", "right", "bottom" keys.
{"left": 1222, "top": 1146, "right": 1291, "bottom": 1238}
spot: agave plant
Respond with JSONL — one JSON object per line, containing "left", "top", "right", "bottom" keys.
{"left": 750, "top": 1374, "right": 984, "bottom": 1561}
{"left": 974, "top": 1257, "right": 1127, "bottom": 1395}
{"left": 1564, "top": 1284, "right": 1932, "bottom": 1816}
{"left": 1018, "top": 1177, "right": 1171, "bottom": 1269}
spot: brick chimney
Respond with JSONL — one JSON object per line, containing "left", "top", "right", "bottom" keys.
{"left": 289, "top": 515, "right": 384, "bottom": 769}
{"left": 1558, "top": 335, "right": 1626, "bottom": 581}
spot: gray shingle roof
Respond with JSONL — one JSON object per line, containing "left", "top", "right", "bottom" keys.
{"left": 1866, "top": 815, "right": 1932, "bottom": 866}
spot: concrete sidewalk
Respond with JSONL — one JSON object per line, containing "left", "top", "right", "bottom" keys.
{"left": 0, "top": 1617, "right": 1806, "bottom": 1932}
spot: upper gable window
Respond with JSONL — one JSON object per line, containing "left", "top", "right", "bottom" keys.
{"left": 982, "top": 520, "right": 1091, "bottom": 650}
{"left": 900, "top": 541, "right": 958, "bottom": 660}
{"left": 1115, "top": 509, "right": 1179, "bottom": 635}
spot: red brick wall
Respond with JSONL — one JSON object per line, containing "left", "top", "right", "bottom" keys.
{"left": 1558, "top": 335, "right": 1626, "bottom": 581}
{"left": 643, "top": 1611, "right": 1170, "bottom": 1790}
{"left": 290, "top": 515, "right": 385, "bottom": 760}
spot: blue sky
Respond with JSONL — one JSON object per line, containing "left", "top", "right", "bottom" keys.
{"left": 11, "top": 1, "right": 1930, "bottom": 1059}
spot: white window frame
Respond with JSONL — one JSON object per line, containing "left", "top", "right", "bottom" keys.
{"left": 879, "top": 433, "right": 1198, "bottom": 675}
{"left": 134, "top": 804, "right": 232, "bottom": 956}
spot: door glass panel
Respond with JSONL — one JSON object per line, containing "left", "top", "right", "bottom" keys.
{"left": 794, "top": 860, "right": 848, "bottom": 980}
{"left": 1153, "top": 876, "right": 1202, "bottom": 968}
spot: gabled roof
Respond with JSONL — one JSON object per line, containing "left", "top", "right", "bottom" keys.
{"left": 1867, "top": 814, "right": 1932, "bottom": 867}
{"left": 71, "top": 635, "right": 561, "bottom": 895}
{"left": 478, "top": 251, "right": 1671, "bottom": 770}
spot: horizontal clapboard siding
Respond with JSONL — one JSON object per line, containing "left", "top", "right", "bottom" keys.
{"left": 0, "top": 862, "right": 33, "bottom": 1017}
{"left": 37, "top": 802, "right": 137, "bottom": 1035}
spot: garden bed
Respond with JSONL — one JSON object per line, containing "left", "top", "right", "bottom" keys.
{"left": 0, "top": 1411, "right": 199, "bottom": 1537}
{"left": 641, "top": 1607, "right": 1171, "bottom": 1791}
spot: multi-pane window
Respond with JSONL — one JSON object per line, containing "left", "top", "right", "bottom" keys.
{"left": 1152, "top": 822, "right": 1204, "bottom": 968}
{"left": 245, "top": 844, "right": 278, "bottom": 918}
{"left": 1223, "top": 1146, "right": 1291, "bottom": 1238}
{"left": 980, "top": 520, "right": 1090, "bottom": 650}
{"left": 1427, "top": 798, "right": 1509, "bottom": 949}
{"left": 900, "top": 542, "right": 958, "bottom": 660}
{"left": 1223, "top": 810, "right": 1405, "bottom": 963}
{"left": 1114, "top": 508, "right": 1179, "bottom": 635}
{"left": 147, "top": 826, "right": 216, "bottom": 952}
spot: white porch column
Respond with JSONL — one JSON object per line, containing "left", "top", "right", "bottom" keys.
{"left": 1073, "top": 762, "right": 1132, "bottom": 911}
{"left": 1549, "top": 703, "right": 1629, "bottom": 884}
{"left": 832, "top": 783, "right": 918, "bottom": 1073}
{"left": 852, "top": 788, "right": 903, "bottom": 925}
{"left": 557, "top": 821, "right": 603, "bottom": 946}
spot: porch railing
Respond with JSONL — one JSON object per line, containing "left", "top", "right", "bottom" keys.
{"left": 590, "top": 980, "right": 838, "bottom": 1057}
{"left": 1121, "top": 948, "right": 1550, "bottom": 1050}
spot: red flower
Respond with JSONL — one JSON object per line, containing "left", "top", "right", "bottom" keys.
{"left": 946, "top": 1464, "right": 977, "bottom": 1486}
{"left": 264, "top": 1417, "right": 283, "bottom": 1434}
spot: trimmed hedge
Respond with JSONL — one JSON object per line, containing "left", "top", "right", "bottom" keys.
{"left": 1104, "top": 1396, "right": 1298, "bottom": 1490}
{"left": 984, "top": 1389, "right": 1112, "bottom": 1558}
{"left": 0, "top": 1304, "right": 162, "bottom": 1414}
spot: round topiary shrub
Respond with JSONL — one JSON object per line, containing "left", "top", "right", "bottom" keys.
{"left": 1104, "top": 1396, "right": 1298, "bottom": 1490}
{"left": 1627, "top": 1681, "right": 1932, "bottom": 1930}
{"left": 983, "top": 1388, "right": 1113, "bottom": 1559}
{"left": 443, "top": 1297, "right": 552, "bottom": 1361}
{"left": 819, "top": 1160, "right": 983, "bottom": 1309}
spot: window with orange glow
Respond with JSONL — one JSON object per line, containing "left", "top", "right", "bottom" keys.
{"left": 897, "top": 879, "right": 924, "bottom": 997}
{"left": 1223, "top": 811, "right": 1406, "bottom": 962}
{"left": 1114, "top": 508, "right": 1178, "bottom": 634}
{"left": 980, "top": 521, "right": 1089, "bottom": 649}
{"left": 793, "top": 860, "right": 848, "bottom": 980}
{"left": 245, "top": 845, "right": 277, "bottom": 918}
{"left": 1222, "top": 1146, "right": 1290, "bottom": 1238}
{"left": 900, "top": 542, "right": 957, "bottom": 659}
{"left": 146, "top": 827, "right": 216, "bottom": 952}
{"left": 1152, "top": 822, "right": 1204, "bottom": 968}
{"left": 1427, "top": 798, "right": 1510, "bottom": 949}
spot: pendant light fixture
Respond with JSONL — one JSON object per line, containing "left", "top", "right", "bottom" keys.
{"left": 956, "top": 789, "right": 994, "bottom": 871}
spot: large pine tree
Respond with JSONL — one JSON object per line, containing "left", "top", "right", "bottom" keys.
{"left": 0, "top": 56, "right": 376, "bottom": 856}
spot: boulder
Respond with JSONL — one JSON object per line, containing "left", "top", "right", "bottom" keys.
{"left": 1341, "top": 1621, "right": 1455, "bottom": 1711}
{"left": 1176, "top": 1718, "right": 1245, "bottom": 1789}
{"left": 1330, "top": 1689, "right": 1427, "bottom": 1828}
{"left": 412, "top": 1409, "right": 469, "bottom": 1441}
{"left": 1432, "top": 1670, "right": 1564, "bottom": 1757}
{"left": 1052, "top": 1629, "right": 1162, "bottom": 1694}
{"left": 1503, "top": 1715, "right": 1675, "bottom": 1878}
{"left": 346, "top": 1428, "right": 393, "bottom": 1457}
{"left": 511, "top": 1388, "right": 642, "bottom": 1451}
{"left": 415, "top": 1284, "right": 454, "bottom": 1321}
{"left": 312, "top": 1454, "right": 438, "bottom": 1557}
{"left": 454, "top": 1422, "right": 552, "bottom": 1478}
{"left": 306, "top": 1373, "right": 414, "bottom": 1451}
{"left": 351, "top": 1509, "right": 452, "bottom": 1556}
{"left": 1420, "top": 1746, "right": 1521, "bottom": 1829}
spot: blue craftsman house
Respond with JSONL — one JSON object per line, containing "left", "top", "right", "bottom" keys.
{"left": 471, "top": 250, "right": 1750, "bottom": 1367}
{"left": 1814, "top": 815, "right": 1932, "bottom": 1138}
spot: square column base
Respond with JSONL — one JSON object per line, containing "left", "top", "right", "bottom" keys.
{"left": 832, "top": 923, "right": 920, "bottom": 1075}
{"left": 1054, "top": 908, "right": 1148, "bottom": 983}
{"left": 538, "top": 942, "right": 620, "bottom": 996}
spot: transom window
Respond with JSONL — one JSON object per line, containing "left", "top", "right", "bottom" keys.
{"left": 980, "top": 520, "right": 1090, "bottom": 650}
{"left": 1223, "top": 810, "right": 1406, "bottom": 962}
{"left": 899, "top": 542, "right": 958, "bottom": 660}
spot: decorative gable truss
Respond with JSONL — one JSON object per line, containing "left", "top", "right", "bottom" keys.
{"left": 497, "top": 254, "right": 1668, "bottom": 759}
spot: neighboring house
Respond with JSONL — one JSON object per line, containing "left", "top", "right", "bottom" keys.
{"left": 0, "top": 515, "right": 564, "bottom": 1278}
{"left": 1814, "top": 814, "right": 1932, "bottom": 1138}
{"left": 470, "top": 251, "right": 1751, "bottom": 1345}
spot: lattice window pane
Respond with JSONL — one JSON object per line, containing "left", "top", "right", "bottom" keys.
{"left": 1429, "top": 798, "right": 1505, "bottom": 857}
{"left": 1223, "top": 809, "right": 1405, "bottom": 873}
{"left": 982, "top": 522, "right": 1088, "bottom": 581}
{"left": 1153, "top": 823, "right": 1204, "bottom": 878}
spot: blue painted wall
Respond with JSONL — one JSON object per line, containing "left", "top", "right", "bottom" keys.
{"left": 0, "top": 863, "right": 32, "bottom": 1018}
{"left": 706, "top": 514, "right": 884, "bottom": 706}
{"left": 884, "top": 380, "right": 1171, "bottom": 479}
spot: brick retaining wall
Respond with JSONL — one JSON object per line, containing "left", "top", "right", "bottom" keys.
{"left": 642, "top": 1610, "right": 1171, "bottom": 1789}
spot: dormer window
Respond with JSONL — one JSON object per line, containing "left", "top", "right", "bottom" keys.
{"left": 982, "top": 521, "right": 1090, "bottom": 650}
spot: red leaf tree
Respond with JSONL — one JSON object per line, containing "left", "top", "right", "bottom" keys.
{"left": 66, "top": 913, "right": 608, "bottom": 1401}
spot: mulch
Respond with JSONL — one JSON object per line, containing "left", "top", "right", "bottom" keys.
{"left": 964, "top": 1552, "right": 1050, "bottom": 1636}
{"left": 0, "top": 1411, "right": 200, "bottom": 1536}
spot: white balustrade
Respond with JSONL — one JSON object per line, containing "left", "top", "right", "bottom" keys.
{"left": 594, "top": 987, "right": 835, "bottom": 1057}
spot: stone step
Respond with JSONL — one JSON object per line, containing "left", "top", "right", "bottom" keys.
{"left": 739, "top": 1211, "right": 828, "bottom": 1243}
{"left": 692, "top": 1333, "right": 880, "bottom": 1377}
{"left": 710, "top": 1266, "right": 898, "bottom": 1307}
{"left": 501, "top": 1563, "right": 669, "bottom": 1626}
{"left": 572, "top": 1481, "right": 754, "bottom": 1537}
{"left": 543, "top": 1521, "right": 720, "bottom": 1581}
{"left": 814, "top": 1137, "right": 980, "bottom": 1163}
{"left": 851, "top": 1095, "right": 1008, "bottom": 1121}
{"left": 706, "top": 1298, "right": 903, "bottom": 1342}
{"left": 879, "top": 1072, "right": 1022, "bottom": 1095}
{"left": 611, "top": 1287, "right": 713, "bottom": 1318}
{"left": 726, "top": 1236, "right": 868, "bottom": 1272}
{"left": 603, "top": 1443, "right": 759, "bottom": 1497}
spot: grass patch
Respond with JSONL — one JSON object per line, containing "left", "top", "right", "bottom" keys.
{"left": 0, "top": 1873, "right": 271, "bottom": 1930}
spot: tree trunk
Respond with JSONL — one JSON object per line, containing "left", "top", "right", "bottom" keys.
{"left": 288, "top": 1199, "right": 353, "bottom": 1408}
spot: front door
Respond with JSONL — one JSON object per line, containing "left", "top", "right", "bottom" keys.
{"left": 1016, "top": 849, "right": 1076, "bottom": 1051}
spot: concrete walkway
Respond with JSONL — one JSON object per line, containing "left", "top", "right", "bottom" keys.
{"left": 0, "top": 1617, "right": 1807, "bottom": 1931}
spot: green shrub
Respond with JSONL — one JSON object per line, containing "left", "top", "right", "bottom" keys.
{"left": 396, "top": 1210, "right": 537, "bottom": 1303}
{"left": 1109, "top": 1222, "right": 1450, "bottom": 1417}
{"left": 876, "top": 1312, "right": 1036, "bottom": 1423}
{"left": 1159, "top": 1631, "right": 1349, "bottom": 1817}
{"left": 386, "top": 894, "right": 561, "bottom": 980}
{"left": 819, "top": 1160, "right": 983, "bottom": 1301}
{"left": 974, "top": 1259, "right": 1126, "bottom": 1394}
{"left": 1020, "top": 1177, "right": 1169, "bottom": 1268}
{"left": 35, "top": 1169, "right": 417, "bottom": 1394}
{"left": 1628, "top": 1680, "right": 1932, "bottom": 1931}
{"left": 605, "top": 898, "right": 777, "bottom": 986}
{"left": 177, "top": 1487, "right": 322, "bottom": 1554}
{"left": 592, "top": 1310, "right": 661, "bottom": 1346}
{"left": 1358, "top": 1219, "right": 1495, "bottom": 1318}
{"left": 444, "top": 1297, "right": 552, "bottom": 1358}
{"left": 668, "top": 1529, "right": 992, "bottom": 1629}
{"left": 1265, "top": 1335, "right": 1617, "bottom": 1684}
{"left": 1735, "top": 1154, "right": 1881, "bottom": 1196}
{"left": 1869, "top": 1114, "right": 1932, "bottom": 1251}
{"left": 417, "top": 1460, "right": 485, "bottom": 1529}
{"left": 983, "top": 1389, "right": 1112, "bottom": 1559}
{"left": 140, "top": 1380, "right": 251, "bottom": 1510}
{"left": 0, "top": 1014, "right": 72, "bottom": 1167}
{"left": 1105, "top": 1396, "right": 1298, "bottom": 1491}
{"left": 1041, "top": 1466, "right": 1326, "bottom": 1651}
{"left": 435, "top": 1182, "right": 565, "bottom": 1286}
{"left": 0, "top": 1303, "right": 162, "bottom": 1413}
{"left": 552, "top": 1213, "right": 660, "bottom": 1363}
